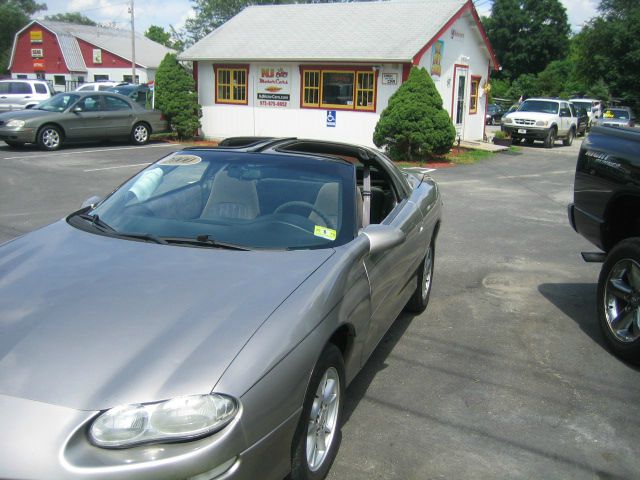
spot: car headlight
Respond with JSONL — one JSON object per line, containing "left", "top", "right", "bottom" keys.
{"left": 89, "top": 394, "right": 239, "bottom": 448}
{"left": 6, "top": 120, "right": 26, "bottom": 128}
{"left": 536, "top": 120, "right": 548, "bottom": 127}
{"left": 503, "top": 117, "right": 512, "bottom": 124}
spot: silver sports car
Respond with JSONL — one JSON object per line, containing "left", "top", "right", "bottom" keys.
{"left": 0, "top": 138, "right": 442, "bottom": 480}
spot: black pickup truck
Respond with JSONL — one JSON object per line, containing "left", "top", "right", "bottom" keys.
{"left": 568, "top": 125, "right": 640, "bottom": 363}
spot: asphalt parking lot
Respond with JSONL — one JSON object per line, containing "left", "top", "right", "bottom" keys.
{"left": 1, "top": 138, "right": 639, "bottom": 479}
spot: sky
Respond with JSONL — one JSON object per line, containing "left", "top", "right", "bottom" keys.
{"left": 36, "top": 0, "right": 601, "bottom": 37}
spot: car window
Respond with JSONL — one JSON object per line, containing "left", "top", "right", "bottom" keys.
{"left": 34, "top": 83, "right": 48, "bottom": 94}
{"left": 36, "top": 93, "right": 80, "bottom": 112}
{"left": 519, "top": 100, "right": 559, "bottom": 114}
{"left": 11, "top": 82, "right": 32, "bottom": 94}
{"left": 86, "top": 151, "right": 356, "bottom": 250}
{"left": 78, "top": 85, "right": 93, "bottom": 91}
{"left": 98, "top": 85, "right": 112, "bottom": 91}
{"left": 104, "top": 95, "right": 131, "bottom": 111}
{"left": 0, "top": 82, "right": 9, "bottom": 94}
{"left": 604, "top": 109, "right": 630, "bottom": 119}
{"left": 77, "top": 95, "right": 103, "bottom": 112}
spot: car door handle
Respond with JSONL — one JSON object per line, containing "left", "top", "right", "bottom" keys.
{"left": 24, "top": 96, "right": 31, "bottom": 98}
{"left": 0, "top": 96, "right": 6, "bottom": 99}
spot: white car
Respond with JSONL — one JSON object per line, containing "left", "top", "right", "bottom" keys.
{"left": 0, "top": 79, "right": 54, "bottom": 112}
{"left": 502, "top": 98, "right": 578, "bottom": 148}
{"left": 74, "top": 81, "right": 128, "bottom": 92}
{"left": 570, "top": 98, "right": 601, "bottom": 123}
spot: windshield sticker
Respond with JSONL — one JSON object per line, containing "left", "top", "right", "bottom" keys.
{"left": 158, "top": 154, "right": 202, "bottom": 166}
{"left": 129, "top": 167, "right": 163, "bottom": 201}
{"left": 314, "top": 225, "right": 337, "bottom": 241}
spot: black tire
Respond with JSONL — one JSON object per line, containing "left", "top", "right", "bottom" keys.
{"left": 405, "top": 241, "right": 435, "bottom": 313}
{"left": 37, "top": 125, "right": 62, "bottom": 151}
{"left": 597, "top": 238, "right": 640, "bottom": 364}
{"left": 4, "top": 140, "right": 23, "bottom": 148}
{"left": 130, "top": 122, "right": 150, "bottom": 145}
{"left": 544, "top": 127, "right": 556, "bottom": 149}
{"left": 291, "top": 344, "right": 344, "bottom": 480}
{"left": 563, "top": 128, "right": 575, "bottom": 146}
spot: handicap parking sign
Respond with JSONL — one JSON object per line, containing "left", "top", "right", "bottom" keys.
{"left": 326, "top": 110, "right": 336, "bottom": 127}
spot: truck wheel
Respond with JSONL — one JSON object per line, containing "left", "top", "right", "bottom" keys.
{"left": 544, "top": 128, "right": 556, "bottom": 149}
{"left": 597, "top": 238, "right": 640, "bottom": 364}
{"left": 563, "top": 128, "right": 575, "bottom": 146}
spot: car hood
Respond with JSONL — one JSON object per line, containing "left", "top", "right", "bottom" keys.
{"left": 0, "top": 108, "right": 59, "bottom": 122}
{"left": 506, "top": 111, "right": 558, "bottom": 121}
{"left": 0, "top": 221, "right": 334, "bottom": 410}
{"left": 598, "top": 118, "right": 629, "bottom": 125}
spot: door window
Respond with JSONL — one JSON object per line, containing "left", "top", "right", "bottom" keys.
{"left": 455, "top": 74, "right": 467, "bottom": 124}
{"left": 76, "top": 95, "right": 103, "bottom": 112}
{"left": 11, "top": 82, "right": 32, "bottom": 94}
{"left": 104, "top": 95, "right": 132, "bottom": 111}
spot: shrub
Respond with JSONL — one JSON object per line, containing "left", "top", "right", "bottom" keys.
{"left": 493, "top": 130, "right": 510, "bottom": 139}
{"left": 373, "top": 67, "right": 456, "bottom": 160}
{"left": 155, "top": 53, "right": 201, "bottom": 139}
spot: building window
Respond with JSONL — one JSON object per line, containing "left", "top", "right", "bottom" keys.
{"left": 123, "top": 75, "right": 140, "bottom": 84}
{"left": 94, "top": 74, "right": 109, "bottom": 82}
{"left": 54, "top": 75, "right": 65, "bottom": 86}
{"left": 301, "top": 67, "right": 377, "bottom": 111}
{"left": 469, "top": 76, "right": 481, "bottom": 114}
{"left": 215, "top": 66, "right": 248, "bottom": 105}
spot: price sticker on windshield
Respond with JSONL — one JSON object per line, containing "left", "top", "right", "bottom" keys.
{"left": 314, "top": 225, "right": 337, "bottom": 241}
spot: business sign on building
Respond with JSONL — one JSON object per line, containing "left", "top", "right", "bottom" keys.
{"left": 430, "top": 40, "right": 444, "bottom": 77}
{"left": 30, "top": 30, "right": 43, "bottom": 44}
{"left": 33, "top": 59, "right": 45, "bottom": 70}
{"left": 256, "top": 66, "right": 290, "bottom": 107}
{"left": 31, "top": 48, "right": 44, "bottom": 58}
{"left": 93, "top": 49, "right": 103, "bottom": 64}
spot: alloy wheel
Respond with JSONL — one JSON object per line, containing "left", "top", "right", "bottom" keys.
{"left": 42, "top": 128, "right": 60, "bottom": 149}
{"left": 306, "top": 366, "right": 340, "bottom": 472}
{"left": 604, "top": 258, "right": 640, "bottom": 343}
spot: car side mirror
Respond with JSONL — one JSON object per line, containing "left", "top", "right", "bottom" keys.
{"left": 25, "top": 104, "right": 34, "bottom": 109}
{"left": 81, "top": 195, "right": 102, "bottom": 209}
{"left": 360, "top": 224, "right": 406, "bottom": 255}
{"left": 73, "top": 106, "right": 83, "bottom": 113}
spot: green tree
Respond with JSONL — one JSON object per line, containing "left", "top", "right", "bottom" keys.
{"left": 0, "top": 0, "right": 47, "bottom": 73}
{"left": 155, "top": 53, "right": 201, "bottom": 139}
{"left": 373, "top": 67, "right": 455, "bottom": 160}
{"left": 45, "top": 12, "right": 96, "bottom": 25}
{"left": 145, "top": 25, "right": 184, "bottom": 51}
{"left": 484, "top": 0, "right": 570, "bottom": 79}
{"left": 574, "top": 0, "right": 640, "bottom": 109}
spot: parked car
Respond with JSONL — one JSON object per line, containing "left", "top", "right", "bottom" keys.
{"left": 0, "top": 79, "right": 54, "bottom": 111}
{"left": 592, "top": 107, "right": 636, "bottom": 128}
{"left": 501, "top": 98, "right": 578, "bottom": 148}
{"left": 570, "top": 98, "right": 601, "bottom": 124}
{"left": 0, "top": 137, "right": 442, "bottom": 480}
{"left": 485, "top": 103, "right": 503, "bottom": 125}
{"left": 74, "top": 81, "right": 128, "bottom": 92}
{"left": 0, "top": 91, "right": 167, "bottom": 150}
{"left": 568, "top": 126, "right": 640, "bottom": 363}
{"left": 106, "top": 83, "right": 151, "bottom": 108}
{"left": 575, "top": 107, "right": 589, "bottom": 136}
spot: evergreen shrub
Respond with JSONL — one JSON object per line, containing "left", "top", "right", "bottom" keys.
{"left": 373, "top": 67, "right": 456, "bottom": 160}
{"left": 155, "top": 53, "right": 201, "bottom": 139}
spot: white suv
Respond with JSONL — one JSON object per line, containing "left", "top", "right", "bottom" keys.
{"left": 0, "top": 79, "right": 53, "bottom": 111}
{"left": 502, "top": 98, "right": 578, "bottom": 148}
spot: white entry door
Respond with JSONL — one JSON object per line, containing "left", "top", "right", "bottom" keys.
{"left": 454, "top": 67, "right": 469, "bottom": 137}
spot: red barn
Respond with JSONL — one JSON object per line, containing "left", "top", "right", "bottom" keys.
{"left": 9, "top": 20, "right": 175, "bottom": 90}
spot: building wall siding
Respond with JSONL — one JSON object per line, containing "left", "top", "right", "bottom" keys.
{"left": 10, "top": 25, "right": 69, "bottom": 74}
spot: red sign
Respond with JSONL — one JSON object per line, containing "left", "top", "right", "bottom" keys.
{"left": 33, "top": 60, "right": 46, "bottom": 70}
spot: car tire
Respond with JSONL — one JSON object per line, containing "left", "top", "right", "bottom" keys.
{"left": 4, "top": 141, "right": 23, "bottom": 148}
{"left": 130, "top": 122, "right": 150, "bottom": 145}
{"left": 405, "top": 241, "right": 435, "bottom": 313}
{"left": 291, "top": 344, "right": 344, "bottom": 480}
{"left": 563, "top": 128, "right": 575, "bottom": 146}
{"left": 544, "top": 127, "right": 556, "bottom": 149}
{"left": 597, "top": 238, "right": 640, "bottom": 364}
{"left": 37, "top": 125, "right": 62, "bottom": 151}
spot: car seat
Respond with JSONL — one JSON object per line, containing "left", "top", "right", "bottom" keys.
{"left": 200, "top": 169, "right": 259, "bottom": 220}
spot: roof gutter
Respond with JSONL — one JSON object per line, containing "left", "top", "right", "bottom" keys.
{"left": 176, "top": 56, "right": 412, "bottom": 64}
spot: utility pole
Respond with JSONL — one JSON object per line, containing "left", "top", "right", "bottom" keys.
{"left": 129, "top": 0, "right": 136, "bottom": 84}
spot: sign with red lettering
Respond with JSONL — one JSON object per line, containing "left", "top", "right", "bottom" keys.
{"left": 256, "top": 66, "right": 291, "bottom": 107}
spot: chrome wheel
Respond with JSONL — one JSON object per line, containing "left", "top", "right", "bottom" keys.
{"left": 422, "top": 245, "right": 433, "bottom": 302}
{"left": 603, "top": 258, "right": 640, "bottom": 343}
{"left": 306, "top": 366, "right": 340, "bottom": 472}
{"left": 41, "top": 127, "right": 60, "bottom": 150}
{"left": 132, "top": 124, "right": 149, "bottom": 144}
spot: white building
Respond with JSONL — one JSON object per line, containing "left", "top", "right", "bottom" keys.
{"left": 179, "top": 0, "right": 499, "bottom": 146}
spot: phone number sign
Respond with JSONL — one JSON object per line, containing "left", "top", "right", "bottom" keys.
{"left": 256, "top": 66, "right": 291, "bottom": 107}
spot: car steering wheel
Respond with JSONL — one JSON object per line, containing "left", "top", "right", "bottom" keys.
{"left": 274, "top": 201, "right": 334, "bottom": 229}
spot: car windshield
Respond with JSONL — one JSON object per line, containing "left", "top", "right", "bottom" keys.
{"left": 518, "top": 100, "right": 559, "bottom": 114}
{"left": 571, "top": 101, "right": 593, "bottom": 110}
{"left": 603, "top": 109, "right": 629, "bottom": 119}
{"left": 75, "top": 150, "right": 355, "bottom": 250}
{"left": 36, "top": 94, "right": 80, "bottom": 112}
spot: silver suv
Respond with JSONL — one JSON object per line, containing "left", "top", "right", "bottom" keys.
{"left": 0, "top": 80, "right": 53, "bottom": 112}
